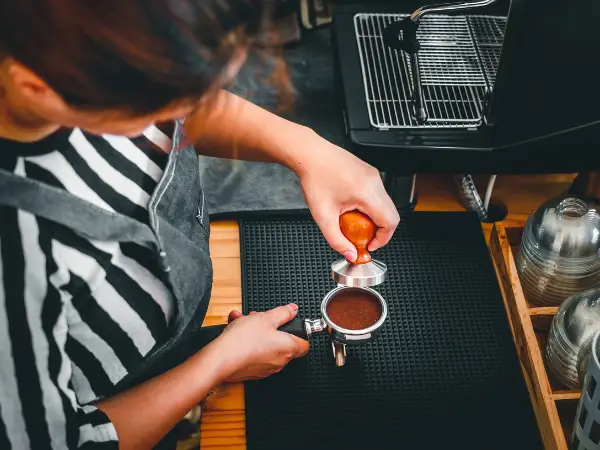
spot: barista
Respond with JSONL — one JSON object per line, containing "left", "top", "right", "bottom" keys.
{"left": 0, "top": 1, "right": 398, "bottom": 449}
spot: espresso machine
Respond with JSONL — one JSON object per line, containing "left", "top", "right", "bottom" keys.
{"left": 331, "top": 0, "right": 600, "bottom": 178}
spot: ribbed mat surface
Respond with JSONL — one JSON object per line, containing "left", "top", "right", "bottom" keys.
{"left": 241, "top": 212, "right": 542, "bottom": 450}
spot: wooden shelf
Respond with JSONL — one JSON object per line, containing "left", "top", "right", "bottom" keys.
{"left": 490, "top": 223, "right": 581, "bottom": 450}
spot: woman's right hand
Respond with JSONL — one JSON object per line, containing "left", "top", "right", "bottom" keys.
{"left": 209, "top": 304, "right": 310, "bottom": 383}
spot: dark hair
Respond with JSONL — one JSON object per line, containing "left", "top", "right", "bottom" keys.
{"left": 0, "top": 0, "right": 278, "bottom": 115}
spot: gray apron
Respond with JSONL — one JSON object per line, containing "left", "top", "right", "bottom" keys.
{"left": 0, "top": 121, "right": 225, "bottom": 415}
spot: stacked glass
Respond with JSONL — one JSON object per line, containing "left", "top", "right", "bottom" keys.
{"left": 517, "top": 195, "right": 600, "bottom": 307}
{"left": 545, "top": 288, "right": 600, "bottom": 389}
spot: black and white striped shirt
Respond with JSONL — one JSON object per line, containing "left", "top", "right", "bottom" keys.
{"left": 0, "top": 125, "right": 178, "bottom": 449}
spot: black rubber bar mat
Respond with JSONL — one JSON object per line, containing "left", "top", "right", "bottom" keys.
{"left": 241, "top": 212, "right": 542, "bottom": 450}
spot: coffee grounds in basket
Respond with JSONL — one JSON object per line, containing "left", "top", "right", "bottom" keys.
{"left": 326, "top": 289, "right": 382, "bottom": 330}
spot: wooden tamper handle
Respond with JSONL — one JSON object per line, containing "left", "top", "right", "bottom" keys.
{"left": 339, "top": 211, "right": 376, "bottom": 264}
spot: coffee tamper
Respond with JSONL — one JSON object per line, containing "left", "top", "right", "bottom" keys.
{"left": 279, "top": 211, "right": 389, "bottom": 366}
{"left": 331, "top": 210, "right": 388, "bottom": 287}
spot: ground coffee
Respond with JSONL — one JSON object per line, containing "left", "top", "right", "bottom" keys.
{"left": 326, "top": 289, "right": 382, "bottom": 330}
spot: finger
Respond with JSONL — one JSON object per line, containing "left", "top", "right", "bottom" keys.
{"left": 264, "top": 303, "right": 298, "bottom": 327}
{"left": 313, "top": 208, "right": 357, "bottom": 261}
{"left": 361, "top": 199, "right": 400, "bottom": 252}
{"left": 368, "top": 222, "right": 398, "bottom": 251}
{"left": 249, "top": 311, "right": 258, "bottom": 316}
{"left": 228, "top": 310, "right": 243, "bottom": 323}
{"left": 290, "top": 336, "right": 310, "bottom": 358}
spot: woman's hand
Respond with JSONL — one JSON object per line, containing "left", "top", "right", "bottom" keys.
{"left": 210, "top": 304, "right": 310, "bottom": 383}
{"left": 296, "top": 131, "right": 400, "bottom": 262}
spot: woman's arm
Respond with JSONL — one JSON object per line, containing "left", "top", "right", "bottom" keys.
{"left": 96, "top": 344, "right": 224, "bottom": 450}
{"left": 183, "top": 90, "right": 400, "bottom": 260}
{"left": 97, "top": 305, "right": 307, "bottom": 450}
{"left": 183, "top": 89, "right": 315, "bottom": 170}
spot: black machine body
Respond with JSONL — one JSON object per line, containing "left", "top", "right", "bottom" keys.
{"left": 332, "top": 0, "right": 600, "bottom": 174}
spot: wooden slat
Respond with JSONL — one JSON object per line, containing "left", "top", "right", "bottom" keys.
{"left": 209, "top": 221, "right": 241, "bottom": 258}
{"left": 530, "top": 307, "right": 560, "bottom": 317}
{"left": 552, "top": 391, "right": 582, "bottom": 401}
{"left": 202, "top": 420, "right": 246, "bottom": 431}
{"left": 201, "top": 436, "right": 247, "bottom": 446}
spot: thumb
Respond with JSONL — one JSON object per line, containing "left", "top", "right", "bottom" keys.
{"left": 314, "top": 210, "right": 357, "bottom": 262}
{"left": 265, "top": 304, "right": 299, "bottom": 328}
{"left": 228, "top": 310, "right": 243, "bottom": 323}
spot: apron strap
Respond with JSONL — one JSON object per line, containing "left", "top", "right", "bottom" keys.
{"left": 0, "top": 168, "right": 158, "bottom": 248}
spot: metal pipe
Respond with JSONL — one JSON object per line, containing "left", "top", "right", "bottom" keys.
{"left": 410, "top": 0, "right": 500, "bottom": 22}
{"left": 483, "top": 175, "right": 497, "bottom": 211}
{"left": 402, "top": 0, "right": 500, "bottom": 124}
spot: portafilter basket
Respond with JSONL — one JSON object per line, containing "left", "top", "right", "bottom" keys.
{"left": 279, "top": 286, "right": 388, "bottom": 367}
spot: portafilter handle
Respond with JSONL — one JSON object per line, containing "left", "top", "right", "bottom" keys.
{"left": 339, "top": 211, "right": 377, "bottom": 264}
{"left": 278, "top": 318, "right": 348, "bottom": 367}
{"left": 200, "top": 319, "right": 325, "bottom": 342}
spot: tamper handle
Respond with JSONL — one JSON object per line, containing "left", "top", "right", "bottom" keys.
{"left": 339, "top": 211, "right": 376, "bottom": 264}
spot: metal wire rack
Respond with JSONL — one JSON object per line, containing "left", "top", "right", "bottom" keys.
{"left": 353, "top": 13, "right": 507, "bottom": 129}
{"left": 468, "top": 15, "right": 505, "bottom": 87}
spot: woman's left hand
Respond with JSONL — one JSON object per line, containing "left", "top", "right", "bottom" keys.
{"left": 296, "top": 131, "right": 400, "bottom": 262}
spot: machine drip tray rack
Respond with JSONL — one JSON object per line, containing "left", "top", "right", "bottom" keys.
{"left": 353, "top": 13, "right": 506, "bottom": 129}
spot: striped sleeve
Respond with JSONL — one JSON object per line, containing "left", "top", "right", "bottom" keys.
{"left": 77, "top": 406, "right": 119, "bottom": 449}
{"left": 0, "top": 206, "right": 119, "bottom": 450}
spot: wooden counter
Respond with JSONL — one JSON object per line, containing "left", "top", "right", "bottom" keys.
{"left": 192, "top": 173, "right": 575, "bottom": 450}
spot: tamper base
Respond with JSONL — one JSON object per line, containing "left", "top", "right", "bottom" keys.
{"left": 331, "top": 259, "right": 387, "bottom": 287}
